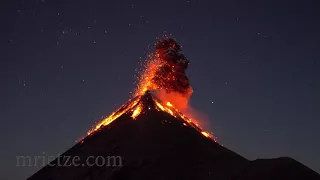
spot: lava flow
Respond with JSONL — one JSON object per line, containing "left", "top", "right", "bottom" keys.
{"left": 85, "top": 36, "right": 216, "bottom": 142}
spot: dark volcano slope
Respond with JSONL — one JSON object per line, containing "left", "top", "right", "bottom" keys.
{"left": 28, "top": 93, "right": 320, "bottom": 180}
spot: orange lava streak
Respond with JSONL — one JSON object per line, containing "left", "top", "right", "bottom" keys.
{"left": 154, "top": 100, "right": 214, "bottom": 140}
{"left": 154, "top": 101, "right": 165, "bottom": 110}
{"left": 154, "top": 100, "right": 175, "bottom": 117}
{"left": 201, "top": 131, "right": 210, "bottom": 138}
{"left": 167, "top": 101, "right": 214, "bottom": 140}
{"left": 131, "top": 105, "right": 142, "bottom": 119}
{"left": 87, "top": 99, "right": 139, "bottom": 136}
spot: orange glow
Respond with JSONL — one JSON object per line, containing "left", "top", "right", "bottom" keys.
{"left": 153, "top": 98, "right": 216, "bottom": 141}
{"left": 155, "top": 100, "right": 174, "bottom": 116}
{"left": 155, "top": 101, "right": 165, "bottom": 111}
{"left": 201, "top": 131, "right": 210, "bottom": 138}
{"left": 135, "top": 54, "right": 161, "bottom": 96}
{"left": 132, "top": 105, "right": 142, "bottom": 119}
{"left": 86, "top": 98, "right": 139, "bottom": 136}
{"left": 82, "top": 37, "right": 217, "bottom": 143}
{"left": 167, "top": 108, "right": 174, "bottom": 116}
{"left": 166, "top": 102, "right": 173, "bottom": 107}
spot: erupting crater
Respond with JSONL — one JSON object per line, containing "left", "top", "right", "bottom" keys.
{"left": 85, "top": 36, "right": 215, "bottom": 141}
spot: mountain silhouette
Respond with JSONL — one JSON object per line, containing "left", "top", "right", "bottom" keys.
{"left": 28, "top": 92, "right": 320, "bottom": 180}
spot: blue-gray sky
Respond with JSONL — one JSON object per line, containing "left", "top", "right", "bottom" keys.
{"left": 1, "top": 0, "right": 319, "bottom": 179}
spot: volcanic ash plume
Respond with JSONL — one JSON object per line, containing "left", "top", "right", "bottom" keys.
{"left": 153, "top": 37, "right": 192, "bottom": 94}
{"left": 134, "top": 37, "right": 214, "bottom": 138}
{"left": 136, "top": 37, "right": 193, "bottom": 109}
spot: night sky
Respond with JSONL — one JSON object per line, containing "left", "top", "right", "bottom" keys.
{"left": 1, "top": 0, "right": 319, "bottom": 179}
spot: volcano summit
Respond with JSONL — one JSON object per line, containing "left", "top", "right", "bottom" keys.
{"left": 28, "top": 37, "right": 320, "bottom": 180}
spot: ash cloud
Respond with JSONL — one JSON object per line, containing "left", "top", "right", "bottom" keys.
{"left": 151, "top": 37, "right": 213, "bottom": 135}
{"left": 152, "top": 37, "right": 192, "bottom": 95}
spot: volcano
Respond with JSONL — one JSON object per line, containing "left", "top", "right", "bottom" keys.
{"left": 28, "top": 37, "right": 320, "bottom": 180}
{"left": 27, "top": 92, "right": 320, "bottom": 180}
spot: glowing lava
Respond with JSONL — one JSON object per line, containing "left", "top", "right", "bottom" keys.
{"left": 155, "top": 99, "right": 215, "bottom": 141}
{"left": 201, "top": 131, "right": 210, "bottom": 138}
{"left": 131, "top": 105, "right": 142, "bottom": 119}
{"left": 86, "top": 98, "right": 140, "bottom": 136}
{"left": 84, "top": 36, "right": 216, "bottom": 142}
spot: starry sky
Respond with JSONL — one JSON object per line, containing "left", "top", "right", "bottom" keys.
{"left": 1, "top": 0, "right": 319, "bottom": 179}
